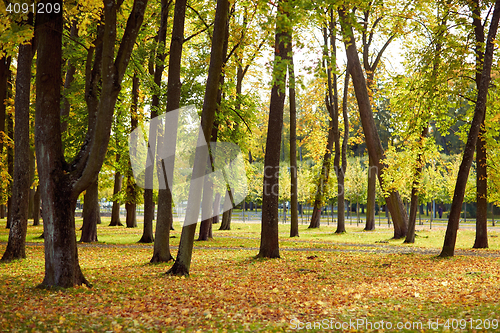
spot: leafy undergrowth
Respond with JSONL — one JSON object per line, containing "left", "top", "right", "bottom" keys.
{"left": 1, "top": 243, "right": 500, "bottom": 332}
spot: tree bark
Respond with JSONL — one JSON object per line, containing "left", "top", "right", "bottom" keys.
{"left": 33, "top": 187, "right": 40, "bottom": 226}
{"left": 309, "top": 25, "right": 336, "bottom": 229}
{"left": 440, "top": 0, "right": 500, "bottom": 257}
{"left": 336, "top": 63, "right": 350, "bottom": 234}
{"left": 80, "top": 179, "right": 99, "bottom": 242}
{"left": 2, "top": 40, "right": 34, "bottom": 261}
{"left": 257, "top": 0, "right": 291, "bottom": 258}
{"left": 405, "top": 127, "right": 428, "bottom": 243}
{"left": 339, "top": 7, "right": 408, "bottom": 239}
{"left": 6, "top": 91, "right": 13, "bottom": 229}
{"left": 151, "top": 0, "right": 178, "bottom": 262}
{"left": 35, "top": 0, "right": 148, "bottom": 288}
{"left": 168, "top": 0, "right": 229, "bottom": 275}
{"left": 471, "top": 0, "right": 488, "bottom": 249}
{"left": 289, "top": 47, "right": 299, "bottom": 238}
{"left": 109, "top": 165, "right": 123, "bottom": 226}
{"left": 0, "top": 56, "right": 11, "bottom": 220}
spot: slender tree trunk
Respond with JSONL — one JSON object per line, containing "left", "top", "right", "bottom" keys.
{"left": 33, "top": 187, "right": 40, "bottom": 226}
{"left": 212, "top": 193, "right": 221, "bottom": 224}
{"left": 151, "top": 0, "right": 179, "bottom": 261}
{"left": 472, "top": 0, "right": 488, "bottom": 249}
{"left": 336, "top": 64, "right": 350, "bottom": 234}
{"left": 365, "top": 155, "right": 376, "bottom": 230}
{"left": 309, "top": 25, "right": 336, "bottom": 229}
{"left": 339, "top": 7, "right": 408, "bottom": 239}
{"left": 405, "top": 127, "right": 428, "bottom": 243}
{"left": 440, "top": 0, "right": 500, "bottom": 257}
{"left": 109, "top": 154, "right": 123, "bottom": 226}
{"left": 80, "top": 179, "right": 100, "bottom": 242}
{"left": 289, "top": 49, "right": 299, "bottom": 238}
{"left": 0, "top": 56, "right": 11, "bottom": 224}
{"left": 168, "top": 0, "right": 229, "bottom": 275}
{"left": 2, "top": 40, "right": 34, "bottom": 261}
{"left": 6, "top": 93, "right": 13, "bottom": 229}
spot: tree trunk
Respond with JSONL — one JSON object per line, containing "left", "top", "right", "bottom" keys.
{"left": 109, "top": 165, "right": 123, "bottom": 226}
{"left": 33, "top": 187, "right": 40, "bottom": 226}
{"left": 309, "top": 25, "right": 337, "bottom": 229}
{"left": 2, "top": 40, "right": 34, "bottom": 261}
{"left": 289, "top": 50, "right": 299, "bottom": 238}
{"left": 336, "top": 63, "right": 350, "bottom": 234}
{"left": 35, "top": 0, "right": 148, "bottom": 288}
{"left": 35, "top": 3, "right": 89, "bottom": 287}
{"left": 472, "top": 0, "right": 488, "bottom": 249}
{"left": 339, "top": 7, "right": 408, "bottom": 239}
{"left": 151, "top": 184, "right": 174, "bottom": 262}
{"left": 220, "top": 208, "right": 232, "bottom": 230}
{"left": 257, "top": 0, "right": 291, "bottom": 259}
{"left": 0, "top": 56, "right": 11, "bottom": 221}
{"left": 168, "top": 0, "right": 229, "bottom": 275}
{"left": 440, "top": 0, "right": 500, "bottom": 257}
{"left": 212, "top": 193, "right": 221, "bottom": 224}
{"left": 151, "top": 0, "right": 178, "bottom": 261}
{"left": 125, "top": 202, "right": 137, "bottom": 228}
{"left": 6, "top": 92, "right": 13, "bottom": 229}
{"left": 80, "top": 179, "right": 99, "bottom": 242}
{"left": 365, "top": 155, "right": 376, "bottom": 230}
{"left": 405, "top": 127, "right": 429, "bottom": 244}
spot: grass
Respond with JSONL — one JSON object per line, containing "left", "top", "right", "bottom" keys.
{"left": 1, "top": 217, "right": 500, "bottom": 332}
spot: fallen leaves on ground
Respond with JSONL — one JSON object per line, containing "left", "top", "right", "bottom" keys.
{"left": 1, "top": 242, "right": 500, "bottom": 332}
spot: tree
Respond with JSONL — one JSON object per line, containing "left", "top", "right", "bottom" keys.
{"left": 167, "top": 0, "right": 229, "bottom": 275}
{"left": 2, "top": 17, "right": 35, "bottom": 261}
{"left": 35, "top": 0, "right": 148, "bottom": 288}
{"left": 289, "top": 43, "right": 298, "bottom": 238}
{"left": 440, "top": 0, "right": 500, "bottom": 257}
{"left": 309, "top": 13, "right": 338, "bottom": 229}
{"left": 151, "top": 0, "right": 177, "bottom": 263}
{"left": 338, "top": 6, "right": 408, "bottom": 239}
{"left": 336, "top": 63, "right": 350, "bottom": 234}
{"left": 256, "top": 0, "right": 291, "bottom": 258}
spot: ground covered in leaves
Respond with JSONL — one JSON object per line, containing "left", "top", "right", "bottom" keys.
{"left": 1, "top": 222, "right": 500, "bottom": 332}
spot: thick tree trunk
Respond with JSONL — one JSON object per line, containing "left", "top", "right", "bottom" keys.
{"left": 109, "top": 165, "right": 123, "bottom": 226}
{"left": 80, "top": 179, "right": 99, "bottom": 242}
{"left": 257, "top": 1, "right": 290, "bottom": 259}
{"left": 339, "top": 7, "right": 408, "bottom": 239}
{"left": 125, "top": 202, "right": 137, "bottom": 228}
{"left": 2, "top": 41, "right": 34, "bottom": 261}
{"left": 151, "top": 185, "right": 173, "bottom": 262}
{"left": 168, "top": 0, "right": 228, "bottom": 275}
{"left": 35, "top": 0, "right": 148, "bottom": 288}
{"left": 220, "top": 208, "right": 232, "bottom": 230}
{"left": 35, "top": 3, "right": 89, "bottom": 287}
{"left": 289, "top": 51, "right": 299, "bottom": 238}
{"left": 440, "top": 0, "right": 500, "bottom": 257}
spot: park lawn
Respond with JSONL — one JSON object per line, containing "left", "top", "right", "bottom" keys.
{"left": 1, "top": 243, "right": 500, "bottom": 332}
{"left": 1, "top": 219, "right": 500, "bottom": 332}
